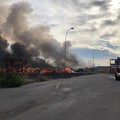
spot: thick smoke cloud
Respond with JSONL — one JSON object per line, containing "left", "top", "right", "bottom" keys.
{"left": 3, "top": 2, "right": 32, "bottom": 40}
{"left": 0, "top": 33, "right": 9, "bottom": 66}
{"left": 0, "top": 0, "right": 9, "bottom": 26}
{"left": 0, "top": 1, "right": 79, "bottom": 68}
{"left": 0, "top": 34, "right": 9, "bottom": 58}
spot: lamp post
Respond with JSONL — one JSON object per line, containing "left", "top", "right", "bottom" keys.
{"left": 64, "top": 27, "right": 74, "bottom": 67}
{"left": 93, "top": 49, "right": 95, "bottom": 71}
{"left": 93, "top": 47, "right": 103, "bottom": 72}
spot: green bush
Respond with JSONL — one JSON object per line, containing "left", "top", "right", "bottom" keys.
{"left": 0, "top": 72, "right": 5, "bottom": 78}
{"left": 0, "top": 73, "right": 25, "bottom": 88}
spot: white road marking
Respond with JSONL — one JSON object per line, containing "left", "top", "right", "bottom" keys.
{"left": 56, "top": 82, "right": 61, "bottom": 89}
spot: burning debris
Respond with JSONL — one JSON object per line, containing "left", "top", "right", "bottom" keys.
{"left": 0, "top": 66, "right": 72, "bottom": 75}
{"left": 0, "top": 1, "right": 81, "bottom": 75}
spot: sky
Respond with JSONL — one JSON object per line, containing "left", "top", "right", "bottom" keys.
{"left": 5, "top": 0, "right": 120, "bottom": 66}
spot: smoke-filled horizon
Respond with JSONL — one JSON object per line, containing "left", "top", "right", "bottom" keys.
{"left": 0, "top": 1, "right": 87, "bottom": 68}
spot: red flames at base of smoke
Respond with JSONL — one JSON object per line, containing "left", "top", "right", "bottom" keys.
{"left": 0, "top": 67, "right": 72, "bottom": 74}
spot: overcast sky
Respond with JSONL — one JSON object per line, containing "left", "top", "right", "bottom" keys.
{"left": 9, "top": 0, "right": 120, "bottom": 66}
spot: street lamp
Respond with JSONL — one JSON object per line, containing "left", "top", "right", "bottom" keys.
{"left": 93, "top": 47, "right": 103, "bottom": 72}
{"left": 93, "top": 49, "right": 95, "bottom": 71}
{"left": 64, "top": 27, "right": 74, "bottom": 67}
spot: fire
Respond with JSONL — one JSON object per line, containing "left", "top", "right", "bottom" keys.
{"left": 64, "top": 67, "right": 72, "bottom": 73}
{"left": 0, "top": 67, "right": 72, "bottom": 74}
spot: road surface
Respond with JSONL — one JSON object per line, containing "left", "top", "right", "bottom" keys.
{"left": 0, "top": 74, "right": 120, "bottom": 120}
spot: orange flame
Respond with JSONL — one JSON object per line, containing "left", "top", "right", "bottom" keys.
{"left": 0, "top": 67, "right": 72, "bottom": 74}
{"left": 64, "top": 67, "right": 72, "bottom": 73}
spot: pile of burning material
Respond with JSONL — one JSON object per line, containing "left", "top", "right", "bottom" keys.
{"left": 23, "top": 67, "right": 72, "bottom": 74}
{"left": 21, "top": 67, "right": 73, "bottom": 79}
{"left": 22, "top": 67, "right": 40, "bottom": 74}
{"left": 40, "top": 67, "right": 72, "bottom": 74}
{"left": 40, "top": 67, "right": 73, "bottom": 79}
{"left": 0, "top": 66, "right": 72, "bottom": 74}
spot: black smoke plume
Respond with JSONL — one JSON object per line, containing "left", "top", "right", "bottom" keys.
{"left": 0, "top": 1, "right": 80, "bottom": 68}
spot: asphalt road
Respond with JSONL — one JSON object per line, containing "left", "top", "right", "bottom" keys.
{"left": 0, "top": 74, "right": 120, "bottom": 120}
